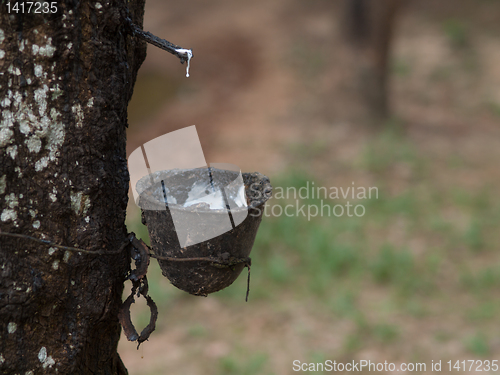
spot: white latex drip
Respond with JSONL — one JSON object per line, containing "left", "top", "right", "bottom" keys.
{"left": 175, "top": 48, "right": 193, "bottom": 77}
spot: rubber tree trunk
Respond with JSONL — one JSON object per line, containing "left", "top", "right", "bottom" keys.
{"left": 344, "top": 0, "right": 403, "bottom": 119}
{"left": 0, "top": 1, "right": 146, "bottom": 373}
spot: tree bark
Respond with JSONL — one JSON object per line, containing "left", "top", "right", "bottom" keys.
{"left": 343, "top": 0, "right": 403, "bottom": 119}
{"left": 0, "top": 1, "right": 146, "bottom": 373}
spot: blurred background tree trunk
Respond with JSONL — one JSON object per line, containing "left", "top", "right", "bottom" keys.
{"left": 0, "top": 1, "right": 146, "bottom": 373}
{"left": 343, "top": 0, "right": 404, "bottom": 119}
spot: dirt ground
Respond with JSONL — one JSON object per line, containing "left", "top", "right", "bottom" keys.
{"left": 119, "top": 0, "right": 500, "bottom": 374}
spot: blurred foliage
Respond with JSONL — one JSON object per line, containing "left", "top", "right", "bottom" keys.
{"left": 465, "top": 332, "right": 490, "bottom": 357}
{"left": 105, "top": 0, "right": 500, "bottom": 371}
{"left": 125, "top": 124, "right": 500, "bottom": 372}
{"left": 219, "top": 352, "right": 269, "bottom": 375}
{"left": 489, "top": 102, "right": 500, "bottom": 118}
{"left": 443, "top": 19, "right": 469, "bottom": 49}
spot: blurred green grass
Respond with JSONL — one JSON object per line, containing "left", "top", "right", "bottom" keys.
{"left": 120, "top": 0, "right": 500, "bottom": 371}
{"left": 219, "top": 352, "right": 270, "bottom": 375}
{"left": 443, "top": 19, "right": 470, "bottom": 50}
{"left": 125, "top": 126, "right": 500, "bottom": 372}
